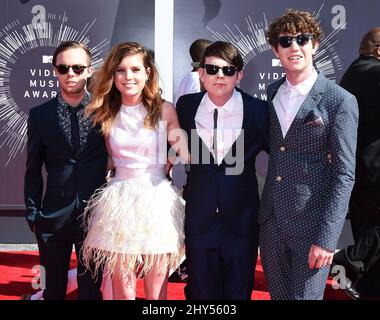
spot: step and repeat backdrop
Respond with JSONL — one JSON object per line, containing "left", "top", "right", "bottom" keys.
{"left": 173, "top": 0, "right": 380, "bottom": 184}
{"left": 0, "top": 0, "right": 379, "bottom": 212}
{"left": 174, "top": 0, "right": 380, "bottom": 98}
{"left": 0, "top": 0, "right": 154, "bottom": 210}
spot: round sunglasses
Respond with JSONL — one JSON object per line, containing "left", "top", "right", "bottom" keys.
{"left": 203, "top": 64, "right": 238, "bottom": 76}
{"left": 276, "top": 33, "right": 313, "bottom": 48}
{"left": 54, "top": 64, "right": 89, "bottom": 75}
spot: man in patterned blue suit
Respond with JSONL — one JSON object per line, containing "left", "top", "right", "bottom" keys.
{"left": 258, "top": 9, "right": 359, "bottom": 300}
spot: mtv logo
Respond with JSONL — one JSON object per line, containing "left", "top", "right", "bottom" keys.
{"left": 272, "top": 59, "right": 283, "bottom": 67}
{"left": 42, "top": 55, "right": 53, "bottom": 64}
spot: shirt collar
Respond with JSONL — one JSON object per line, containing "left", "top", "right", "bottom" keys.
{"left": 284, "top": 68, "right": 318, "bottom": 96}
{"left": 58, "top": 91, "right": 91, "bottom": 111}
{"left": 204, "top": 89, "right": 239, "bottom": 113}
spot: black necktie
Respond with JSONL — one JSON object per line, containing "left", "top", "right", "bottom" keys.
{"left": 70, "top": 106, "right": 81, "bottom": 155}
{"left": 213, "top": 108, "right": 218, "bottom": 163}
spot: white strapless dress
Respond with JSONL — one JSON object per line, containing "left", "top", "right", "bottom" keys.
{"left": 82, "top": 103, "right": 185, "bottom": 278}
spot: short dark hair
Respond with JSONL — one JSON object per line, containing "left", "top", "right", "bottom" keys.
{"left": 52, "top": 41, "right": 92, "bottom": 66}
{"left": 359, "top": 27, "right": 380, "bottom": 55}
{"left": 200, "top": 41, "right": 244, "bottom": 71}
{"left": 189, "top": 39, "right": 212, "bottom": 62}
{"left": 267, "top": 9, "right": 323, "bottom": 48}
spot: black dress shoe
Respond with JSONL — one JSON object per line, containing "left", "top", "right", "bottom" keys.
{"left": 20, "top": 294, "right": 32, "bottom": 300}
{"left": 330, "top": 262, "right": 364, "bottom": 300}
{"left": 342, "top": 281, "right": 362, "bottom": 300}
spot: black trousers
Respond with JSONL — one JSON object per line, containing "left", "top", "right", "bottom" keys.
{"left": 334, "top": 191, "right": 380, "bottom": 294}
{"left": 185, "top": 214, "right": 258, "bottom": 300}
{"left": 36, "top": 222, "right": 102, "bottom": 300}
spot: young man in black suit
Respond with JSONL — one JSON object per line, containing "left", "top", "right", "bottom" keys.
{"left": 333, "top": 27, "right": 380, "bottom": 299}
{"left": 24, "top": 41, "right": 108, "bottom": 300}
{"left": 176, "top": 41, "right": 268, "bottom": 299}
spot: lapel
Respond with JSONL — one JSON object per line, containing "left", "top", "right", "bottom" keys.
{"left": 268, "top": 78, "right": 286, "bottom": 141}
{"left": 58, "top": 105, "right": 98, "bottom": 155}
{"left": 184, "top": 92, "right": 214, "bottom": 162}
{"left": 187, "top": 93, "right": 204, "bottom": 132}
{"left": 44, "top": 98, "right": 73, "bottom": 150}
{"left": 42, "top": 97, "right": 101, "bottom": 156}
{"left": 220, "top": 91, "right": 248, "bottom": 164}
{"left": 186, "top": 92, "right": 212, "bottom": 159}
{"left": 80, "top": 122, "right": 99, "bottom": 154}
{"left": 283, "top": 73, "right": 326, "bottom": 141}
{"left": 240, "top": 92, "right": 248, "bottom": 135}
{"left": 268, "top": 73, "right": 327, "bottom": 141}
{"left": 188, "top": 90, "right": 248, "bottom": 164}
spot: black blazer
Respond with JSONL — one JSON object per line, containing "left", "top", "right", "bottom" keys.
{"left": 24, "top": 97, "right": 108, "bottom": 234}
{"left": 340, "top": 56, "right": 380, "bottom": 203}
{"left": 176, "top": 90, "right": 268, "bottom": 236}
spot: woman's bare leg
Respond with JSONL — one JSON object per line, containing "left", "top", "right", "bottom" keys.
{"left": 112, "top": 256, "right": 136, "bottom": 300}
{"left": 144, "top": 259, "right": 169, "bottom": 300}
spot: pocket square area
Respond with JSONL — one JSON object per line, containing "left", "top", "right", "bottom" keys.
{"left": 304, "top": 111, "right": 324, "bottom": 126}
{"left": 305, "top": 117, "right": 324, "bottom": 127}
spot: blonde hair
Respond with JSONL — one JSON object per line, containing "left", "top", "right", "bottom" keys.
{"left": 86, "top": 42, "right": 163, "bottom": 135}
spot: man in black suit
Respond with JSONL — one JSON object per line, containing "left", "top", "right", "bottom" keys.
{"left": 332, "top": 27, "right": 380, "bottom": 299}
{"left": 176, "top": 41, "right": 268, "bottom": 299}
{"left": 24, "top": 41, "right": 108, "bottom": 300}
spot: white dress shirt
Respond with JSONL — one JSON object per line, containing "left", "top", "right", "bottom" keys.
{"left": 174, "top": 71, "right": 201, "bottom": 104}
{"left": 195, "top": 89, "right": 243, "bottom": 165}
{"left": 273, "top": 68, "right": 318, "bottom": 138}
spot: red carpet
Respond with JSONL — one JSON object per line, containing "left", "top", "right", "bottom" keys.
{"left": 0, "top": 251, "right": 350, "bottom": 300}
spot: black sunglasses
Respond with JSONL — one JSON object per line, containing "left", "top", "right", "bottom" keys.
{"left": 276, "top": 33, "right": 313, "bottom": 48}
{"left": 203, "top": 64, "right": 238, "bottom": 76}
{"left": 54, "top": 64, "right": 88, "bottom": 75}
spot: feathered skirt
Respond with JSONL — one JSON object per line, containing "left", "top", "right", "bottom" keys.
{"left": 81, "top": 168, "right": 185, "bottom": 278}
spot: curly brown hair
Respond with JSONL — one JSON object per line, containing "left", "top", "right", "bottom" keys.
{"left": 267, "top": 9, "right": 324, "bottom": 48}
{"left": 86, "top": 42, "right": 163, "bottom": 135}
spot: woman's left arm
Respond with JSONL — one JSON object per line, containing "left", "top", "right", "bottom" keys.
{"left": 161, "top": 101, "right": 190, "bottom": 166}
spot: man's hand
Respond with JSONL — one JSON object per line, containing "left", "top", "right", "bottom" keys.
{"left": 308, "top": 244, "right": 334, "bottom": 269}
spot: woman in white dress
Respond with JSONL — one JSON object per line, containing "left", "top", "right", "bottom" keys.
{"left": 81, "top": 42, "right": 188, "bottom": 300}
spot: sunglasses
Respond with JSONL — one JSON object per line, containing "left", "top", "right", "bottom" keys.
{"left": 276, "top": 33, "right": 313, "bottom": 48}
{"left": 54, "top": 64, "right": 88, "bottom": 75}
{"left": 203, "top": 64, "right": 238, "bottom": 76}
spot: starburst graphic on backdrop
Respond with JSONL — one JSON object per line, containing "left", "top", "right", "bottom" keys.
{"left": 206, "top": 3, "right": 345, "bottom": 81}
{"left": 0, "top": 11, "right": 109, "bottom": 166}
{"left": 207, "top": 14, "right": 271, "bottom": 65}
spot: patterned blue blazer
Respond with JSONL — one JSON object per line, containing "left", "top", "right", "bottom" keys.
{"left": 258, "top": 73, "right": 359, "bottom": 251}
